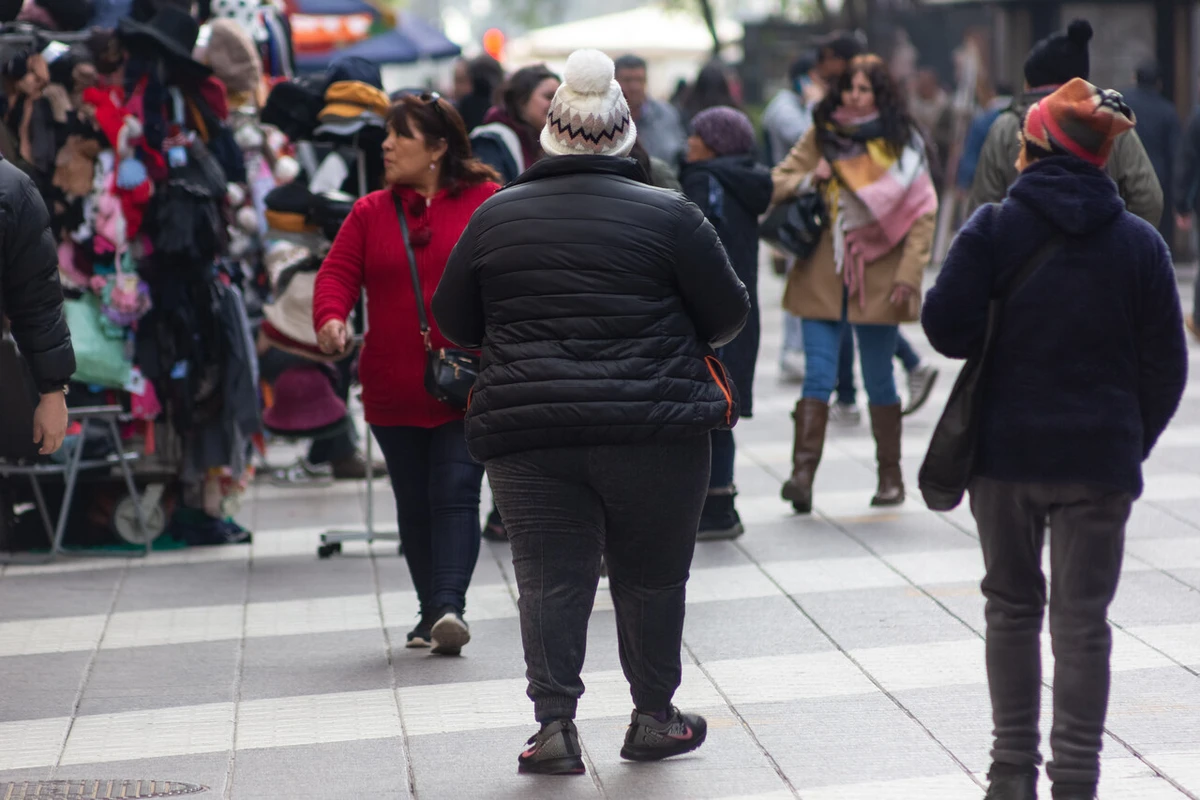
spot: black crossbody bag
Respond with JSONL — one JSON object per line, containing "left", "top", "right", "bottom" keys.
{"left": 394, "top": 196, "right": 478, "bottom": 411}
{"left": 918, "top": 234, "right": 1064, "bottom": 511}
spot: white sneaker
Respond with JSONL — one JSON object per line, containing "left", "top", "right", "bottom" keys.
{"left": 779, "top": 350, "right": 806, "bottom": 383}
{"left": 904, "top": 363, "right": 940, "bottom": 416}
{"left": 828, "top": 402, "right": 861, "bottom": 426}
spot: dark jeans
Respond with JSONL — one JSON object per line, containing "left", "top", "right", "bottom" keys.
{"left": 969, "top": 477, "right": 1131, "bottom": 790}
{"left": 486, "top": 435, "right": 711, "bottom": 723}
{"left": 709, "top": 429, "right": 735, "bottom": 489}
{"left": 372, "top": 421, "right": 484, "bottom": 614}
{"left": 259, "top": 348, "right": 357, "bottom": 464}
{"left": 835, "top": 329, "right": 920, "bottom": 405}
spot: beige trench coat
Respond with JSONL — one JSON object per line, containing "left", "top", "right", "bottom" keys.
{"left": 770, "top": 127, "right": 937, "bottom": 325}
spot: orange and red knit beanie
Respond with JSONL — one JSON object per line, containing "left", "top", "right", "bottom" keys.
{"left": 1022, "top": 77, "right": 1135, "bottom": 168}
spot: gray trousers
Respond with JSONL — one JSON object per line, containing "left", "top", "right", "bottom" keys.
{"left": 970, "top": 477, "right": 1131, "bottom": 792}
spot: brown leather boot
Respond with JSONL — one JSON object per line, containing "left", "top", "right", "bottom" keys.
{"left": 781, "top": 398, "right": 828, "bottom": 514}
{"left": 869, "top": 404, "right": 905, "bottom": 507}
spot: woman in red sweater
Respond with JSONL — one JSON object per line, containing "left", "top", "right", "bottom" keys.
{"left": 314, "top": 94, "right": 499, "bottom": 655}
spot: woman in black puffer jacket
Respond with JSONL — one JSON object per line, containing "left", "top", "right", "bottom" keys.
{"left": 433, "top": 50, "right": 747, "bottom": 777}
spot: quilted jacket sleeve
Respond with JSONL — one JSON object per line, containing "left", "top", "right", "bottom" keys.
{"left": 1, "top": 164, "right": 74, "bottom": 392}
{"left": 672, "top": 199, "right": 748, "bottom": 349}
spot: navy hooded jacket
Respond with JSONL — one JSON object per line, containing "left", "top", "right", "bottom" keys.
{"left": 922, "top": 156, "right": 1188, "bottom": 497}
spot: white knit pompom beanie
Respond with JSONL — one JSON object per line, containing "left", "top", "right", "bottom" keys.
{"left": 540, "top": 49, "right": 637, "bottom": 158}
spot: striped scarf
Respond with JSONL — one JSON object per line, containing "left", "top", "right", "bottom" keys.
{"left": 822, "top": 109, "right": 938, "bottom": 309}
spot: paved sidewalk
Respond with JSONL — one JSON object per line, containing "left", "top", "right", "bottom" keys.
{"left": 0, "top": 269, "right": 1198, "bottom": 799}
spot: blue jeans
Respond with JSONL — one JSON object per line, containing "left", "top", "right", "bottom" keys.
{"left": 372, "top": 421, "right": 484, "bottom": 614}
{"left": 835, "top": 330, "right": 920, "bottom": 404}
{"left": 803, "top": 317, "right": 900, "bottom": 406}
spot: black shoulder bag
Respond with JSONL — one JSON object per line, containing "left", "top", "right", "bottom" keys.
{"left": 394, "top": 196, "right": 479, "bottom": 411}
{"left": 918, "top": 234, "right": 1064, "bottom": 511}
{"left": 758, "top": 189, "right": 827, "bottom": 261}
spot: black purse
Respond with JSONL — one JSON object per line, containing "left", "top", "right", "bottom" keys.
{"left": 394, "top": 197, "right": 479, "bottom": 411}
{"left": 918, "top": 234, "right": 1064, "bottom": 511}
{"left": 0, "top": 331, "right": 42, "bottom": 461}
{"left": 759, "top": 189, "right": 827, "bottom": 261}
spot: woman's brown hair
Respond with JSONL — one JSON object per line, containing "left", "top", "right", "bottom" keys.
{"left": 386, "top": 94, "right": 500, "bottom": 191}
{"left": 814, "top": 54, "right": 918, "bottom": 158}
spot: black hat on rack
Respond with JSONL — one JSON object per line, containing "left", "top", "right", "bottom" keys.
{"left": 118, "top": 5, "right": 212, "bottom": 78}
{"left": 39, "top": 0, "right": 92, "bottom": 32}
{"left": 261, "top": 74, "right": 326, "bottom": 142}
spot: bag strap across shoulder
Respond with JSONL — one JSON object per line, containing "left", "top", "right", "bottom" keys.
{"left": 393, "top": 194, "right": 433, "bottom": 352}
{"left": 997, "top": 233, "right": 1065, "bottom": 303}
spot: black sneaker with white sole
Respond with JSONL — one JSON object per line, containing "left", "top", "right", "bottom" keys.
{"left": 405, "top": 616, "right": 433, "bottom": 649}
{"left": 620, "top": 707, "right": 707, "bottom": 761}
{"left": 517, "top": 719, "right": 586, "bottom": 775}
{"left": 430, "top": 607, "right": 470, "bottom": 655}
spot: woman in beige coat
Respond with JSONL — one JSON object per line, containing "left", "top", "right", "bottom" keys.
{"left": 771, "top": 55, "right": 937, "bottom": 513}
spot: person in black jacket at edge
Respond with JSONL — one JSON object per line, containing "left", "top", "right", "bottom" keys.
{"left": 0, "top": 154, "right": 75, "bottom": 455}
{"left": 922, "top": 79, "right": 1188, "bottom": 800}
{"left": 433, "top": 49, "right": 749, "bottom": 777}
{"left": 679, "top": 106, "right": 772, "bottom": 540}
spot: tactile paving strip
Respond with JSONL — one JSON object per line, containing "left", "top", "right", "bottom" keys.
{"left": 0, "top": 780, "right": 207, "bottom": 798}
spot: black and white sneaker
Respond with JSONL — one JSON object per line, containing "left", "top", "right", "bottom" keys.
{"left": 903, "top": 363, "right": 940, "bottom": 416}
{"left": 430, "top": 607, "right": 470, "bottom": 655}
{"left": 517, "top": 719, "right": 586, "bottom": 775}
{"left": 620, "top": 707, "right": 707, "bottom": 761}
{"left": 405, "top": 616, "right": 433, "bottom": 649}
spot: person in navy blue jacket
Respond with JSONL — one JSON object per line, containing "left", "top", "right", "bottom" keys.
{"left": 922, "top": 78, "right": 1188, "bottom": 800}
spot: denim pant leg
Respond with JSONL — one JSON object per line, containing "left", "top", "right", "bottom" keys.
{"left": 486, "top": 448, "right": 605, "bottom": 723}
{"left": 783, "top": 312, "right": 804, "bottom": 352}
{"left": 801, "top": 318, "right": 842, "bottom": 401}
{"left": 969, "top": 477, "right": 1049, "bottom": 772}
{"left": 1045, "top": 485, "right": 1130, "bottom": 789}
{"left": 372, "top": 425, "right": 435, "bottom": 613}
{"left": 591, "top": 436, "right": 711, "bottom": 713}
{"left": 426, "top": 421, "right": 485, "bottom": 612}
{"left": 853, "top": 323, "right": 901, "bottom": 406}
{"left": 835, "top": 324, "right": 857, "bottom": 405}
{"left": 709, "top": 429, "right": 735, "bottom": 489}
{"left": 894, "top": 331, "right": 921, "bottom": 374}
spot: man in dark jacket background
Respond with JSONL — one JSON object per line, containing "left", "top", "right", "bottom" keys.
{"left": 924, "top": 79, "right": 1187, "bottom": 800}
{"left": 1120, "top": 60, "right": 1179, "bottom": 244}
{"left": 434, "top": 49, "right": 747, "bottom": 777}
{"left": 0, "top": 155, "right": 73, "bottom": 456}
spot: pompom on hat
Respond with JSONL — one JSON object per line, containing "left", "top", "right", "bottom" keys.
{"left": 541, "top": 49, "right": 637, "bottom": 158}
{"left": 1022, "top": 77, "right": 1135, "bottom": 168}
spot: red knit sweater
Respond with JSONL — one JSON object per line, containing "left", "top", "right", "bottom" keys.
{"left": 313, "top": 182, "right": 499, "bottom": 428}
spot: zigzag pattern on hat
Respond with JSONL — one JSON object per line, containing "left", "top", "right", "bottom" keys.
{"left": 545, "top": 111, "right": 631, "bottom": 145}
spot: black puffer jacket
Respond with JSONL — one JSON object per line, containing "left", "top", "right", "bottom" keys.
{"left": 0, "top": 156, "right": 74, "bottom": 392}
{"left": 433, "top": 155, "right": 749, "bottom": 463}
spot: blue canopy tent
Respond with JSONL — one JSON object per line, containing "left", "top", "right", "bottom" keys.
{"left": 295, "top": 14, "right": 461, "bottom": 72}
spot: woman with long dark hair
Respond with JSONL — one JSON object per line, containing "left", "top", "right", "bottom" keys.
{"left": 679, "top": 60, "right": 738, "bottom": 125}
{"left": 314, "top": 95, "right": 500, "bottom": 655}
{"left": 470, "top": 63, "right": 561, "bottom": 184}
{"left": 771, "top": 54, "right": 938, "bottom": 513}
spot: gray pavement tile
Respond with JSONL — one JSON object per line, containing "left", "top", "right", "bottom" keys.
{"left": 834, "top": 514, "right": 977, "bottom": 555}
{"left": 811, "top": 460, "right": 877, "bottom": 493}
{"left": 579, "top": 710, "right": 793, "bottom": 799}
{"left": 239, "top": 629, "right": 391, "bottom": 702}
{"left": 0, "top": 768, "right": 53, "bottom": 786}
{"left": 0, "top": 651, "right": 89, "bottom": 722}
{"left": 1106, "top": 668, "right": 1200, "bottom": 756}
{"left": 920, "top": 581, "right": 986, "bottom": 631}
{"left": 250, "top": 495, "right": 395, "bottom": 533}
{"left": 78, "top": 641, "right": 239, "bottom": 716}
{"left": 690, "top": 541, "right": 754, "bottom": 570}
{"left": 887, "top": 682, "right": 996, "bottom": 772}
{"left": 739, "top": 694, "right": 975, "bottom": 790}
{"left": 1109, "top": 571, "right": 1200, "bottom": 627}
{"left": 406, "top": 726, "right": 603, "bottom": 800}
{"left": 231, "top": 738, "right": 411, "bottom": 799}
{"left": 683, "top": 595, "right": 833, "bottom": 662}
{"left": 794, "top": 585, "right": 972, "bottom": 651}
{"left": 1128, "top": 503, "right": 1200, "bottom": 540}
{"left": 245, "top": 554, "right": 376, "bottom": 603}
{"left": 737, "top": 519, "right": 866, "bottom": 563}
{"left": 0, "top": 570, "right": 122, "bottom": 621}
{"left": 112, "top": 561, "right": 248, "bottom": 613}
{"left": 1168, "top": 568, "right": 1200, "bottom": 593}
{"left": 388, "top": 616, "right": 527, "bottom": 689}
{"left": 50, "top": 752, "right": 230, "bottom": 798}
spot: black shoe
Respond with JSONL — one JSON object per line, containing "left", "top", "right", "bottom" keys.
{"left": 1050, "top": 784, "right": 1096, "bottom": 800}
{"left": 482, "top": 508, "right": 507, "bottom": 542}
{"left": 517, "top": 719, "right": 586, "bottom": 775}
{"left": 430, "top": 606, "right": 470, "bottom": 655}
{"left": 620, "top": 707, "right": 707, "bottom": 762}
{"left": 406, "top": 615, "right": 433, "bottom": 649}
{"left": 984, "top": 764, "right": 1037, "bottom": 800}
{"left": 696, "top": 491, "right": 745, "bottom": 542}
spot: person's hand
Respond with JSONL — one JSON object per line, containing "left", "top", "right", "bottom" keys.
{"left": 812, "top": 159, "right": 833, "bottom": 182}
{"left": 32, "top": 391, "right": 68, "bottom": 455}
{"left": 890, "top": 284, "right": 917, "bottom": 308}
{"left": 1177, "top": 213, "right": 1193, "bottom": 232}
{"left": 317, "top": 319, "right": 349, "bottom": 355}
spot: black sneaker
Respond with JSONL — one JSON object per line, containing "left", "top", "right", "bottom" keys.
{"left": 430, "top": 606, "right": 470, "bottom": 655}
{"left": 517, "top": 719, "right": 586, "bottom": 775}
{"left": 406, "top": 616, "right": 433, "bottom": 649}
{"left": 482, "top": 507, "right": 507, "bottom": 542}
{"left": 620, "top": 707, "right": 707, "bottom": 762}
{"left": 984, "top": 764, "right": 1037, "bottom": 799}
{"left": 696, "top": 492, "right": 745, "bottom": 542}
